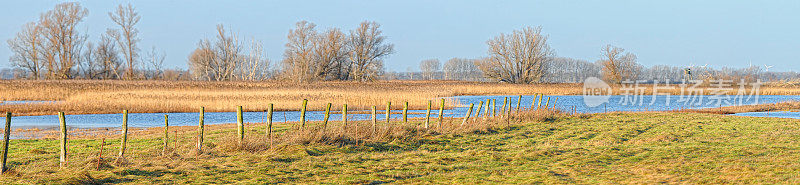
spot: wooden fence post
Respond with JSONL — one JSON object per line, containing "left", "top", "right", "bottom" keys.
{"left": 425, "top": 100, "right": 431, "bottom": 129}
{"left": 371, "top": 106, "right": 377, "bottom": 136}
{"left": 300, "top": 99, "right": 308, "bottom": 130}
{"left": 342, "top": 104, "right": 348, "bottom": 128}
{"left": 196, "top": 107, "right": 204, "bottom": 154}
{"left": 460, "top": 103, "right": 474, "bottom": 127}
{"left": 552, "top": 97, "right": 559, "bottom": 110}
{"left": 1, "top": 112, "right": 11, "bottom": 174}
{"left": 501, "top": 97, "right": 508, "bottom": 115}
{"left": 386, "top": 101, "right": 391, "bottom": 124}
{"left": 492, "top": 99, "right": 497, "bottom": 117}
{"left": 163, "top": 114, "right": 168, "bottom": 155}
{"left": 538, "top": 95, "right": 544, "bottom": 109}
{"left": 323, "top": 103, "right": 331, "bottom": 130}
{"left": 97, "top": 138, "right": 104, "bottom": 170}
{"left": 237, "top": 106, "right": 244, "bottom": 144}
{"left": 437, "top": 99, "right": 445, "bottom": 128}
{"left": 516, "top": 95, "right": 522, "bottom": 112}
{"left": 545, "top": 97, "right": 551, "bottom": 110}
{"left": 59, "top": 112, "right": 67, "bottom": 168}
{"left": 475, "top": 101, "right": 484, "bottom": 120}
{"left": 531, "top": 94, "right": 538, "bottom": 109}
{"left": 484, "top": 99, "right": 490, "bottom": 118}
{"left": 267, "top": 103, "right": 273, "bottom": 147}
{"left": 117, "top": 110, "right": 128, "bottom": 162}
{"left": 506, "top": 99, "right": 512, "bottom": 126}
{"left": 402, "top": 102, "right": 408, "bottom": 123}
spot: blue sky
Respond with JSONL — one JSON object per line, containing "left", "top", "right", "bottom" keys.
{"left": 2, "top": 0, "right": 799, "bottom": 72}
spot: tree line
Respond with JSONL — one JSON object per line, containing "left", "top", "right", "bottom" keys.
{"left": 7, "top": 2, "right": 798, "bottom": 83}
{"left": 415, "top": 26, "right": 799, "bottom": 83}
{"left": 6, "top": 2, "right": 171, "bottom": 80}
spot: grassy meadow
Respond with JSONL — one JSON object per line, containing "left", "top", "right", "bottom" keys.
{"left": 0, "top": 108, "right": 799, "bottom": 184}
{"left": 1, "top": 80, "right": 800, "bottom": 184}
{"left": 2, "top": 80, "right": 800, "bottom": 116}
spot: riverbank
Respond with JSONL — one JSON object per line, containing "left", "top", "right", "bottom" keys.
{"left": 3, "top": 80, "right": 800, "bottom": 116}
{"left": 0, "top": 109, "right": 799, "bottom": 183}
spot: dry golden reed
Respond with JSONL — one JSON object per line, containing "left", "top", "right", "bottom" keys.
{"left": 2, "top": 80, "right": 800, "bottom": 116}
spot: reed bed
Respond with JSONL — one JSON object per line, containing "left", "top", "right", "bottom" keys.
{"left": 2, "top": 80, "right": 800, "bottom": 116}
{"left": 677, "top": 100, "right": 800, "bottom": 114}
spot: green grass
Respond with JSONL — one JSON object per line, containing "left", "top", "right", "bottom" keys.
{"left": 2, "top": 112, "right": 800, "bottom": 184}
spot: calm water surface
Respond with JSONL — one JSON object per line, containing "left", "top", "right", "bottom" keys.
{"left": 2, "top": 95, "right": 798, "bottom": 129}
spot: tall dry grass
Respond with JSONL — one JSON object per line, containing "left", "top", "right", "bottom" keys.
{"left": 2, "top": 80, "right": 800, "bottom": 116}
{"left": 677, "top": 100, "right": 800, "bottom": 114}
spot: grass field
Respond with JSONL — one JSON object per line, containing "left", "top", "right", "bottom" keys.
{"left": 2, "top": 80, "right": 800, "bottom": 116}
{"left": 0, "top": 109, "right": 798, "bottom": 184}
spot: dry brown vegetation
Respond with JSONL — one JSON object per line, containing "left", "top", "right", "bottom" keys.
{"left": 677, "top": 100, "right": 800, "bottom": 114}
{"left": 2, "top": 80, "right": 800, "bottom": 116}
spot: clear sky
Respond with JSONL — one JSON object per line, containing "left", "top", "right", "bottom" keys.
{"left": 2, "top": 0, "right": 799, "bottom": 72}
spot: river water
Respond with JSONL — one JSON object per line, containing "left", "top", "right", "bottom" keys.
{"left": 1, "top": 95, "right": 798, "bottom": 129}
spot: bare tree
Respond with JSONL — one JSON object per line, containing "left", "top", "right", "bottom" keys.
{"left": 188, "top": 43, "right": 214, "bottom": 80}
{"left": 443, "top": 58, "right": 481, "bottom": 81}
{"left": 419, "top": 59, "right": 441, "bottom": 80}
{"left": 95, "top": 33, "right": 122, "bottom": 79}
{"left": 144, "top": 47, "right": 166, "bottom": 80}
{"left": 108, "top": 3, "right": 141, "bottom": 79}
{"left": 347, "top": 21, "right": 394, "bottom": 81}
{"left": 79, "top": 41, "right": 96, "bottom": 79}
{"left": 39, "top": 2, "right": 89, "bottom": 79}
{"left": 543, "top": 57, "right": 601, "bottom": 83}
{"left": 314, "top": 28, "right": 349, "bottom": 80}
{"left": 7, "top": 22, "right": 44, "bottom": 79}
{"left": 282, "top": 21, "right": 317, "bottom": 82}
{"left": 236, "top": 39, "right": 270, "bottom": 81}
{"left": 599, "top": 45, "right": 641, "bottom": 84}
{"left": 479, "top": 26, "right": 554, "bottom": 83}
{"left": 187, "top": 24, "right": 243, "bottom": 81}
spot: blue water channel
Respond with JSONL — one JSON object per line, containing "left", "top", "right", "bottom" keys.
{"left": 1, "top": 95, "right": 799, "bottom": 130}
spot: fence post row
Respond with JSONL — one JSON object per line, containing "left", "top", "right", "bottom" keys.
{"left": 26, "top": 95, "right": 574, "bottom": 171}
